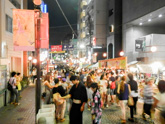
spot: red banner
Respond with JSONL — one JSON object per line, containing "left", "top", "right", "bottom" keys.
{"left": 40, "top": 13, "right": 49, "bottom": 48}
{"left": 51, "top": 45, "right": 62, "bottom": 52}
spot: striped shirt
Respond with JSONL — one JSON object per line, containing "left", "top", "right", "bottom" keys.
{"left": 143, "top": 85, "right": 154, "bottom": 104}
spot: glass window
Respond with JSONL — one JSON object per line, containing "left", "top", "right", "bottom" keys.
{"left": 6, "top": 15, "right": 13, "bottom": 33}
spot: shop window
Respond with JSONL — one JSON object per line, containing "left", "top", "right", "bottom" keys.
{"left": 6, "top": 15, "right": 13, "bottom": 33}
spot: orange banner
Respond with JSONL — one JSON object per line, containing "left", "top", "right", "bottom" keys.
{"left": 13, "top": 9, "right": 35, "bottom": 51}
{"left": 98, "top": 57, "right": 127, "bottom": 69}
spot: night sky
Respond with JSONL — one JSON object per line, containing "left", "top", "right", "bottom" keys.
{"left": 28, "top": 0, "right": 78, "bottom": 45}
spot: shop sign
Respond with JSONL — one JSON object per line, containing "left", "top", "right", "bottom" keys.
{"left": 13, "top": 9, "right": 35, "bottom": 51}
{"left": 51, "top": 45, "right": 62, "bottom": 52}
{"left": 98, "top": 57, "right": 127, "bottom": 69}
{"left": 135, "top": 40, "right": 143, "bottom": 52}
{"left": 63, "top": 44, "right": 74, "bottom": 51}
{"left": 50, "top": 51, "right": 65, "bottom": 53}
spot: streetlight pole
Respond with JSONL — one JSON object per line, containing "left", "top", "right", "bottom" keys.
{"left": 36, "top": 17, "right": 41, "bottom": 115}
{"left": 33, "top": 0, "right": 42, "bottom": 115}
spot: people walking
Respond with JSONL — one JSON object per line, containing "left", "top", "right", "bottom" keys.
{"left": 9, "top": 71, "right": 20, "bottom": 105}
{"left": 62, "top": 75, "right": 87, "bottom": 124}
{"left": 142, "top": 78, "right": 155, "bottom": 123}
{"left": 153, "top": 80, "right": 165, "bottom": 124}
{"left": 90, "top": 83, "right": 102, "bottom": 124}
{"left": 117, "top": 76, "right": 131, "bottom": 124}
{"left": 127, "top": 73, "right": 138, "bottom": 122}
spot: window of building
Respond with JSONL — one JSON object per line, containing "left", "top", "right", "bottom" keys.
{"left": 9, "top": 0, "right": 20, "bottom": 9}
{"left": 6, "top": 15, "right": 13, "bottom": 33}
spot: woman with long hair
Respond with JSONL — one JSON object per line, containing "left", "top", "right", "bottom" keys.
{"left": 127, "top": 73, "right": 138, "bottom": 122}
{"left": 117, "top": 76, "right": 131, "bottom": 124}
{"left": 43, "top": 73, "right": 55, "bottom": 104}
{"left": 90, "top": 83, "right": 102, "bottom": 124}
{"left": 85, "top": 75, "right": 93, "bottom": 110}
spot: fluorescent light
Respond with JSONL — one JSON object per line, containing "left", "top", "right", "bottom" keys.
{"left": 148, "top": 19, "right": 151, "bottom": 22}
{"left": 159, "top": 14, "right": 162, "bottom": 18}
{"left": 139, "top": 23, "right": 143, "bottom": 25}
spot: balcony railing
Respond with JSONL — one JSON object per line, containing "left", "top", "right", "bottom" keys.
{"left": 9, "top": 0, "right": 20, "bottom": 9}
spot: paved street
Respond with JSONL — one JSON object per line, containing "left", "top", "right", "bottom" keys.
{"left": 0, "top": 85, "right": 161, "bottom": 124}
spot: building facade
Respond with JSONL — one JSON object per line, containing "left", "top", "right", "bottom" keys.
{"left": 0, "top": 0, "right": 28, "bottom": 108}
{"left": 107, "top": 0, "right": 165, "bottom": 63}
{"left": 78, "top": 0, "right": 108, "bottom": 62}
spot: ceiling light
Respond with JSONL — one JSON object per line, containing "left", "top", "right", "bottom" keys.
{"left": 139, "top": 23, "right": 143, "bottom": 25}
{"left": 148, "top": 19, "right": 151, "bottom": 22}
{"left": 158, "top": 14, "right": 162, "bottom": 18}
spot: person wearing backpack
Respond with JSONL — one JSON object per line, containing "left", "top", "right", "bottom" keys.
{"left": 109, "top": 72, "right": 116, "bottom": 103}
{"left": 9, "top": 71, "right": 20, "bottom": 105}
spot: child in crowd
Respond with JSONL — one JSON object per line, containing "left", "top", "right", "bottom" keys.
{"left": 91, "top": 83, "right": 102, "bottom": 124}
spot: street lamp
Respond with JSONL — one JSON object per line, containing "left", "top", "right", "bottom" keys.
{"left": 151, "top": 46, "right": 157, "bottom": 52}
{"left": 119, "top": 51, "right": 124, "bottom": 56}
{"left": 103, "top": 53, "right": 107, "bottom": 58}
{"left": 28, "top": 56, "right": 32, "bottom": 61}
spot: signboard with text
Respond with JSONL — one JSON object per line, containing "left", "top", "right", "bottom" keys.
{"left": 63, "top": 44, "right": 74, "bottom": 51}
{"left": 51, "top": 45, "right": 62, "bottom": 52}
{"left": 98, "top": 57, "right": 127, "bottom": 69}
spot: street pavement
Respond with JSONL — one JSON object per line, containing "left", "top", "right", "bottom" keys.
{"left": 0, "top": 85, "right": 161, "bottom": 124}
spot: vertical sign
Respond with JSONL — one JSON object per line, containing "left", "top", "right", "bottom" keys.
{"left": 13, "top": 9, "right": 35, "bottom": 51}
{"left": 40, "top": 13, "right": 49, "bottom": 48}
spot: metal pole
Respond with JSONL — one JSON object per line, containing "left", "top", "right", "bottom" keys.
{"left": 35, "top": 18, "right": 41, "bottom": 115}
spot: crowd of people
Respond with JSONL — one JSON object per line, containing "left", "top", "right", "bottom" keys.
{"left": 40, "top": 67, "right": 165, "bottom": 124}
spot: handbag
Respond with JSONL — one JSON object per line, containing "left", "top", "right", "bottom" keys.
{"left": 53, "top": 93, "right": 64, "bottom": 105}
{"left": 128, "top": 96, "right": 134, "bottom": 106}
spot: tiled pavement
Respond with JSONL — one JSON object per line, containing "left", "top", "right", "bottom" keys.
{"left": 0, "top": 85, "right": 161, "bottom": 124}
{"left": 0, "top": 85, "right": 35, "bottom": 124}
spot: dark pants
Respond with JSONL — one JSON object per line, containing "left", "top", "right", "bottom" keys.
{"left": 10, "top": 89, "right": 19, "bottom": 103}
{"left": 69, "top": 103, "right": 82, "bottom": 124}
{"left": 143, "top": 103, "right": 152, "bottom": 117}
{"left": 130, "top": 97, "right": 138, "bottom": 118}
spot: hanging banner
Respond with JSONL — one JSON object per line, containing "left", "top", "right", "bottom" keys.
{"left": 40, "top": 13, "right": 49, "bottom": 48}
{"left": 98, "top": 57, "right": 127, "bottom": 69}
{"left": 13, "top": 9, "right": 35, "bottom": 51}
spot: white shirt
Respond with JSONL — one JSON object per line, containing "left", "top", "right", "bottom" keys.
{"left": 154, "top": 92, "right": 165, "bottom": 111}
{"left": 9, "top": 77, "right": 16, "bottom": 89}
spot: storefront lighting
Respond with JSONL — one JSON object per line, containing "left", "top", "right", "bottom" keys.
{"left": 158, "top": 14, "right": 162, "bottom": 18}
{"left": 151, "top": 46, "right": 157, "bottom": 52}
{"left": 94, "top": 53, "right": 98, "bottom": 56}
{"left": 139, "top": 23, "right": 143, "bottom": 26}
{"left": 80, "top": 44, "right": 85, "bottom": 49}
{"left": 103, "top": 53, "right": 107, "bottom": 58}
{"left": 33, "top": 59, "right": 37, "bottom": 64}
{"left": 148, "top": 19, "right": 151, "bottom": 22}
{"left": 28, "top": 56, "right": 32, "bottom": 61}
{"left": 119, "top": 51, "right": 124, "bottom": 56}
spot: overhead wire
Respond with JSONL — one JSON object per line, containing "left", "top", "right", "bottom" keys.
{"left": 54, "top": 0, "right": 78, "bottom": 37}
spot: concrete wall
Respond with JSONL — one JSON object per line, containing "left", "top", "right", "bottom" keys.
{"left": 123, "top": 0, "right": 165, "bottom": 24}
{"left": 123, "top": 26, "right": 165, "bottom": 62}
{"left": 94, "top": 0, "right": 108, "bottom": 46}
